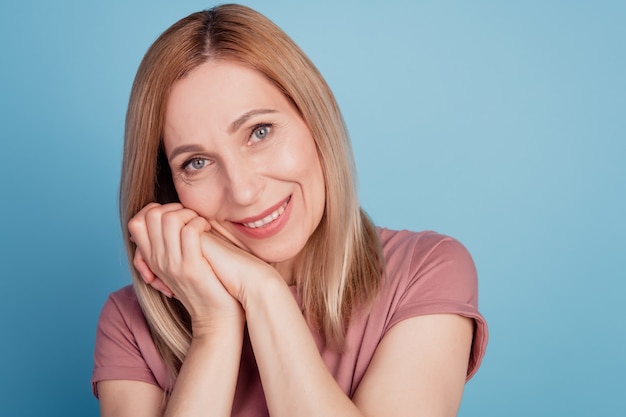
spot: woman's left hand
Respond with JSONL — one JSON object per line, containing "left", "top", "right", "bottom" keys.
{"left": 198, "top": 232, "right": 285, "bottom": 309}
{"left": 128, "top": 203, "right": 245, "bottom": 332}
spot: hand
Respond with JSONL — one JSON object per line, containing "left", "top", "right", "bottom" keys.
{"left": 198, "top": 231, "right": 286, "bottom": 310}
{"left": 128, "top": 203, "right": 244, "bottom": 334}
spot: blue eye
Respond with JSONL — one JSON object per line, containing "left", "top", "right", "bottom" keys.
{"left": 186, "top": 158, "right": 207, "bottom": 171}
{"left": 250, "top": 124, "right": 272, "bottom": 142}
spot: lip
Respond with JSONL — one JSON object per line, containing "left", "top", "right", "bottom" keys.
{"left": 231, "top": 196, "right": 293, "bottom": 239}
{"left": 233, "top": 196, "right": 291, "bottom": 224}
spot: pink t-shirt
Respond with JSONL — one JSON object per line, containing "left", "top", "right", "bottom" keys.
{"left": 92, "top": 229, "right": 488, "bottom": 413}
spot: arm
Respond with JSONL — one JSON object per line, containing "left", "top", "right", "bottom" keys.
{"left": 162, "top": 324, "right": 244, "bottom": 417}
{"left": 200, "top": 234, "right": 475, "bottom": 417}
{"left": 352, "top": 314, "right": 473, "bottom": 417}
{"left": 244, "top": 278, "right": 363, "bottom": 417}
{"left": 98, "top": 203, "right": 245, "bottom": 417}
{"left": 97, "top": 324, "right": 244, "bottom": 417}
{"left": 98, "top": 380, "right": 165, "bottom": 417}
{"left": 246, "top": 281, "right": 472, "bottom": 417}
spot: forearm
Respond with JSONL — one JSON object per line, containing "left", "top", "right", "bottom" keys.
{"left": 164, "top": 323, "right": 244, "bottom": 417}
{"left": 244, "top": 279, "right": 363, "bottom": 417}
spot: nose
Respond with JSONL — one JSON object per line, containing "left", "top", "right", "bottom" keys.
{"left": 222, "top": 156, "right": 265, "bottom": 207}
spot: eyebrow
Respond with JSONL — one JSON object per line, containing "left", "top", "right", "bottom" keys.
{"left": 228, "top": 109, "right": 278, "bottom": 134}
{"left": 167, "top": 144, "right": 204, "bottom": 163}
{"left": 167, "top": 109, "right": 278, "bottom": 162}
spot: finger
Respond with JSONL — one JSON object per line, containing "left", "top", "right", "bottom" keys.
{"left": 133, "top": 250, "right": 156, "bottom": 284}
{"left": 134, "top": 238, "right": 176, "bottom": 298}
{"left": 156, "top": 208, "right": 204, "bottom": 275}
{"left": 199, "top": 232, "right": 236, "bottom": 275}
{"left": 128, "top": 202, "right": 166, "bottom": 237}
{"left": 199, "top": 232, "right": 271, "bottom": 300}
{"left": 128, "top": 203, "right": 168, "bottom": 257}
{"left": 181, "top": 216, "right": 211, "bottom": 262}
{"left": 143, "top": 203, "right": 187, "bottom": 244}
{"left": 141, "top": 204, "right": 192, "bottom": 270}
{"left": 150, "top": 277, "right": 174, "bottom": 298}
{"left": 160, "top": 208, "right": 205, "bottom": 261}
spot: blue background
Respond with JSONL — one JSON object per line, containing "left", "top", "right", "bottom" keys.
{"left": 1, "top": 1, "right": 624, "bottom": 416}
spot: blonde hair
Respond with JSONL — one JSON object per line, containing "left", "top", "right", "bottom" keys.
{"left": 120, "top": 4, "right": 383, "bottom": 380}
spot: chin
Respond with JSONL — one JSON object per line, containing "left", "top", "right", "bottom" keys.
{"left": 251, "top": 237, "right": 308, "bottom": 263}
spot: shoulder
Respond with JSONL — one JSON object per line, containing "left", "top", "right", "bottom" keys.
{"left": 377, "top": 228, "right": 477, "bottom": 302}
{"left": 106, "top": 284, "right": 140, "bottom": 306}
{"left": 98, "top": 285, "right": 143, "bottom": 331}
{"left": 93, "top": 285, "right": 170, "bottom": 396}
{"left": 374, "top": 227, "right": 487, "bottom": 380}
{"left": 378, "top": 227, "right": 472, "bottom": 262}
{"left": 95, "top": 285, "right": 147, "bottom": 356}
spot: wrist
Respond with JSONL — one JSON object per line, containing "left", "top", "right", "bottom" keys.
{"left": 241, "top": 273, "right": 292, "bottom": 317}
{"left": 191, "top": 310, "right": 246, "bottom": 341}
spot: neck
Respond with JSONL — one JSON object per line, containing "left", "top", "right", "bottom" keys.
{"left": 271, "top": 258, "right": 295, "bottom": 285}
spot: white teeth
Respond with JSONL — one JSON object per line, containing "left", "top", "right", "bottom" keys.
{"left": 243, "top": 200, "right": 288, "bottom": 229}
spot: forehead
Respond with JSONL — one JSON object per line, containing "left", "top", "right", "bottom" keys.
{"left": 165, "top": 60, "right": 291, "bottom": 130}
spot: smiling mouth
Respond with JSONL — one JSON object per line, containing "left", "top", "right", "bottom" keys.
{"left": 240, "top": 197, "right": 290, "bottom": 229}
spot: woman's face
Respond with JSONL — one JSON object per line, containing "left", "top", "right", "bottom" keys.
{"left": 163, "top": 60, "right": 325, "bottom": 267}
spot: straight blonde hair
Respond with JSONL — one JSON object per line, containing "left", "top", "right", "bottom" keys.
{"left": 120, "top": 4, "right": 383, "bottom": 380}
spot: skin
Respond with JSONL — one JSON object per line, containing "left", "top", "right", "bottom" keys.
{"left": 98, "top": 60, "right": 474, "bottom": 417}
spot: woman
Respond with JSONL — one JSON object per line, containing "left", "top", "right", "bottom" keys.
{"left": 92, "top": 4, "right": 488, "bottom": 416}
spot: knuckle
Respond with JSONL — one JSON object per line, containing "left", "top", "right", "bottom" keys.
{"left": 182, "top": 219, "right": 207, "bottom": 240}
{"left": 161, "top": 210, "right": 180, "bottom": 225}
{"left": 145, "top": 207, "right": 162, "bottom": 223}
{"left": 180, "top": 224, "right": 194, "bottom": 239}
{"left": 127, "top": 217, "right": 142, "bottom": 233}
{"left": 144, "top": 202, "right": 161, "bottom": 211}
{"left": 181, "top": 207, "right": 199, "bottom": 218}
{"left": 191, "top": 216, "right": 209, "bottom": 230}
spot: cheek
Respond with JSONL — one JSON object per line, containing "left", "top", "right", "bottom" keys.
{"left": 175, "top": 184, "right": 222, "bottom": 220}
{"left": 280, "top": 131, "right": 323, "bottom": 179}
{"left": 301, "top": 142, "right": 325, "bottom": 194}
{"left": 284, "top": 139, "right": 326, "bottom": 205}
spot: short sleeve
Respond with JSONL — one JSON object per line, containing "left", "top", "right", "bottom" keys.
{"left": 382, "top": 230, "right": 488, "bottom": 380}
{"left": 91, "top": 286, "right": 167, "bottom": 397}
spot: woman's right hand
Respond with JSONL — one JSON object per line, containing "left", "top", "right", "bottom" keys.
{"left": 128, "top": 202, "right": 244, "bottom": 336}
